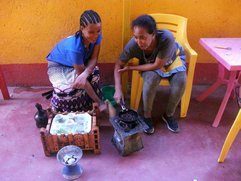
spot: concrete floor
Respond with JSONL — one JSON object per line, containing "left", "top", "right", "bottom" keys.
{"left": 0, "top": 85, "right": 240, "bottom": 181}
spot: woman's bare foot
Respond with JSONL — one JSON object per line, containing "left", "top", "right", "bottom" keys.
{"left": 106, "top": 100, "right": 116, "bottom": 118}
{"left": 92, "top": 101, "right": 108, "bottom": 113}
{"left": 99, "top": 101, "right": 108, "bottom": 112}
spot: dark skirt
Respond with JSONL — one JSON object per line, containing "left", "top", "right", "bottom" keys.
{"left": 47, "top": 61, "right": 103, "bottom": 112}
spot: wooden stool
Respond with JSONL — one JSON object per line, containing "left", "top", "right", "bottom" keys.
{"left": 0, "top": 66, "right": 10, "bottom": 100}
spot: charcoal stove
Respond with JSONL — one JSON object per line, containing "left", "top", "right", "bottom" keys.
{"left": 110, "top": 116, "right": 148, "bottom": 156}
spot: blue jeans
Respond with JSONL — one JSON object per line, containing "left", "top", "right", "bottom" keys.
{"left": 142, "top": 71, "right": 186, "bottom": 117}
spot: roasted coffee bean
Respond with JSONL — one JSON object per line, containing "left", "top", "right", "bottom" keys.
{"left": 120, "top": 112, "right": 137, "bottom": 122}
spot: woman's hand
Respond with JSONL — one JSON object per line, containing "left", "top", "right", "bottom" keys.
{"left": 114, "top": 88, "right": 124, "bottom": 104}
{"left": 118, "top": 66, "right": 130, "bottom": 73}
{"left": 72, "top": 72, "right": 88, "bottom": 89}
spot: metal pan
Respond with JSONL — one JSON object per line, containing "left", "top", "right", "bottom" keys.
{"left": 118, "top": 100, "right": 139, "bottom": 123}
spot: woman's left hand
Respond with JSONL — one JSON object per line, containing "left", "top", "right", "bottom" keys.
{"left": 118, "top": 66, "right": 130, "bottom": 73}
{"left": 72, "top": 72, "right": 88, "bottom": 89}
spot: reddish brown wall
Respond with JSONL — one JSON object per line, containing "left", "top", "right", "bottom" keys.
{"left": 2, "top": 63, "right": 217, "bottom": 87}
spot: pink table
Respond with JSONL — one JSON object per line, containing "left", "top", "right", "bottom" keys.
{"left": 0, "top": 65, "right": 10, "bottom": 100}
{"left": 196, "top": 38, "right": 241, "bottom": 127}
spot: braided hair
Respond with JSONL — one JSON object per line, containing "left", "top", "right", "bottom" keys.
{"left": 80, "top": 10, "right": 101, "bottom": 28}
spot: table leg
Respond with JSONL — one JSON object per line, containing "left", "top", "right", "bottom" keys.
{"left": 0, "top": 67, "right": 10, "bottom": 100}
{"left": 196, "top": 81, "right": 222, "bottom": 102}
{"left": 196, "top": 63, "right": 225, "bottom": 102}
{"left": 212, "top": 71, "right": 237, "bottom": 127}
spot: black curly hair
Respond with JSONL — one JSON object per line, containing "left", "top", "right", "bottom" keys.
{"left": 132, "top": 14, "right": 157, "bottom": 34}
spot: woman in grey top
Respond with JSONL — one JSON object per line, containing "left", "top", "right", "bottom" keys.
{"left": 114, "top": 15, "right": 186, "bottom": 134}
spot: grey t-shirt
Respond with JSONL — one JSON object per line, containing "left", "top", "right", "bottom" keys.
{"left": 119, "top": 30, "right": 177, "bottom": 66}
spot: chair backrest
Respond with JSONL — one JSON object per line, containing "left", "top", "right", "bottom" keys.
{"left": 149, "top": 13, "right": 188, "bottom": 45}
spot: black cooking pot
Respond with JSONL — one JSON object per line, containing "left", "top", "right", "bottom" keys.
{"left": 118, "top": 100, "right": 139, "bottom": 123}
